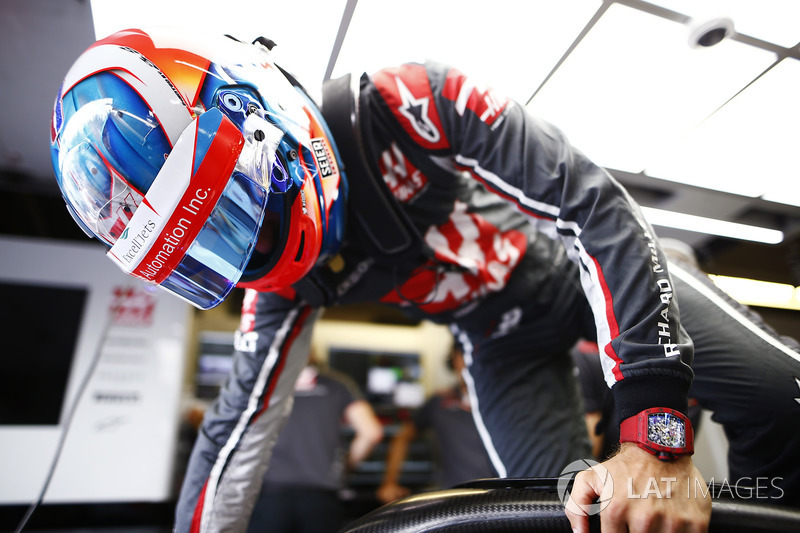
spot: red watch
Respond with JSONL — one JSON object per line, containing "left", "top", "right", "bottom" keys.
{"left": 620, "top": 407, "right": 694, "bottom": 461}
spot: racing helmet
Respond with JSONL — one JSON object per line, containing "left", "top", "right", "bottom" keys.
{"left": 50, "top": 28, "right": 347, "bottom": 309}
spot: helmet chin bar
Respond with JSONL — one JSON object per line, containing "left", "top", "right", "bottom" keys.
{"left": 240, "top": 195, "right": 290, "bottom": 282}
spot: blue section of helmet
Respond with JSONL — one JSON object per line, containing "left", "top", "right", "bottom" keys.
{"left": 213, "top": 85, "right": 292, "bottom": 195}
{"left": 211, "top": 84, "right": 305, "bottom": 265}
{"left": 197, "top": 62, "right": 229, "bottom": 110}
{"left": 52, "top": 85, "right": 64, "bottom": 138}
{"left": 64, "top": 72, "right": 171, "bottom": 195}
{"left": 193, "top": 108, "right": 224, "bottom": 175}
{"left": 216, "top": 87, "right": 260, "bottom": 130}
{"left": 53, "top": 88, "right": 80, "bottom": 191}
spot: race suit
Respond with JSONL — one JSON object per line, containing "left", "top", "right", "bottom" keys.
{"left": 574, "top": 257, "right": 800, "bottom": 505}
{"left": 175, "top": 60, "right": 732, "bottom": 532}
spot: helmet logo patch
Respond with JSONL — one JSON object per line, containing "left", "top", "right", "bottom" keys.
{"left": 311, "top": 138, "right": 336, "bottom": 178}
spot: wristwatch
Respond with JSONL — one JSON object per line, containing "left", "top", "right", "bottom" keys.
{"left": 619, "top": 407, "right": 694, "bottom": 460}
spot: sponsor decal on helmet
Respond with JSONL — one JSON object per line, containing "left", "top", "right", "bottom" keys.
{"left": 119, "top": 219, "right": 158, "bottom": 265}
{"left": 119, "top": 45, "right": 186, "bottom": 107}
{"left": 107, "top": 110, "right": 243, "bottom": 284}
{"left": 311, "top": 138, "right": 336, "bottom": 178}
{"left": 136, "top": 187, "right": 213, "bottom": 281}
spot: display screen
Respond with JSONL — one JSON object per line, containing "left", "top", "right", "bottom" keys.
{"left": 195, "top": 332, "right": 235, "bottom": 399}
{"left": 328, "top": 348, "right": 423, "bottom": 408}
{"left": 0, "top": 282, "right": 87, "bottom": 425}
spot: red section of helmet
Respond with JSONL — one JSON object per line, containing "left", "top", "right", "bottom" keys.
{"left": 90, "top": 28, "right": 211, "bottom": 109}
{"left": 237, "top": 166, "right": 322, "bottom": 292}
{"left": 238, "top": 103, "right": 345, "bottom": 293}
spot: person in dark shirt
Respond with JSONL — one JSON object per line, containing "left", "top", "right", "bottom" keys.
{"left": 377, "top": 344, "right": 496, "bottom": 503}
{"left": 247, "top": 356, "right": 383, "bottom": 533}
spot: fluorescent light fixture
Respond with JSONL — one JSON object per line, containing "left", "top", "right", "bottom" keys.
{"left": 525, "top": 3, "right": 775, "bottom": 173}
{"left": 708, "top": 275, "right": 800, "bottom": 311}
{"left": 640, "top": 206, "right": 784, "bottom": 244}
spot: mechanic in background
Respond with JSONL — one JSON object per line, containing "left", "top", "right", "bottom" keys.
{"left": 247, "top": 351, "right": 383, "bottom": 533}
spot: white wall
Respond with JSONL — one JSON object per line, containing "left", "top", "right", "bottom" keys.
{"left": 0, "top": 236, "right": 191, "bottom": 504}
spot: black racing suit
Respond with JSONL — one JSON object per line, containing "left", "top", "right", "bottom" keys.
{"left": 174, "top": 61, "right": 799, "bottom": 532}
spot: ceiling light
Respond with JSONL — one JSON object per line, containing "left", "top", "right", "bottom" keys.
{"left": 708, "top": 275, "right": 800, "bottom": 311}
{"left": 650, "top": 0, "right": 800, "bottom": 48}
{"left": 686, "top": 16, "right": 734, "bottom": 48}
{"left": 640, "top": 207, "right": 784, "bottom": 244}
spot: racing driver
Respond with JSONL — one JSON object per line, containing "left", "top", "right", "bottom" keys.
{"left": 49, "top": 28, "right": 800, "bottom": 533}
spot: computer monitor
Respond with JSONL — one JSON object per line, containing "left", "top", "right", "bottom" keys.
{"left": 328, "top": 348, "right": 424, "bottom": 409}
{"left": 0, "top": 282, "right": 86, "bottom": 425}
{"left": 195, "top": 331, "right": 236, "bottom": 399}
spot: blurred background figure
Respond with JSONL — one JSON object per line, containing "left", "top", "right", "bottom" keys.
{"left": 246, "top": 352, "right": 383, "bottom": 533}
{"left": 376, "top": 342, "right": 496, "bottom": 504}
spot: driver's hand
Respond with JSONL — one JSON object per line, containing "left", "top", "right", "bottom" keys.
{"left": 565, "top": 443, "right": 711, "bottom": 532}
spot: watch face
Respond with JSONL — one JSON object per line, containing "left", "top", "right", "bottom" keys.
{"left": 647, "top": 412, "right": 686, "bottom": 448}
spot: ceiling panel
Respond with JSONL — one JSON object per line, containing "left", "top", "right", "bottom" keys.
{"left": 525, "top": 2, "right": 776, "bottom": 174}
{"left": 2, "top": 0, "right": 799, "bottom": 258}
{"left": 331, "top": 0, "right": 601, "bottom": 104}
{"left": 647, "top": 58, "right": 800, "bottom": 206}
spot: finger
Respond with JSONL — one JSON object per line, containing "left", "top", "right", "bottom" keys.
{"left": 565, "top": 471, "right": 599, "bottom": 533}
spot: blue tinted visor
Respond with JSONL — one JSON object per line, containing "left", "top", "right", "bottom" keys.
{"left": 159, "top": 173, "right": 267, "bottom": 309}
{"left": 107, "top": 109, "right": 281, "bottom": 309}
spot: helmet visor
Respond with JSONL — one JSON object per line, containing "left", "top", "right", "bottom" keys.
{"left": 108, "top": 108, "right": 271, "bottom": 309}
{"left": 159, "top": 172, "right": 267, "bottom": 309}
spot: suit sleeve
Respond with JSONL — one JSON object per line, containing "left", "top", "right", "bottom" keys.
{"left": 371, "top": 61, "right": 694, "bottom": 425}
{"left": 174, "top": 289, "right": 321, "bottom": 533}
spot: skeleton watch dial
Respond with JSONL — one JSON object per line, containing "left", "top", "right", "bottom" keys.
{"left": 647, "top": 412, "right": 686, "bottom": 448}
